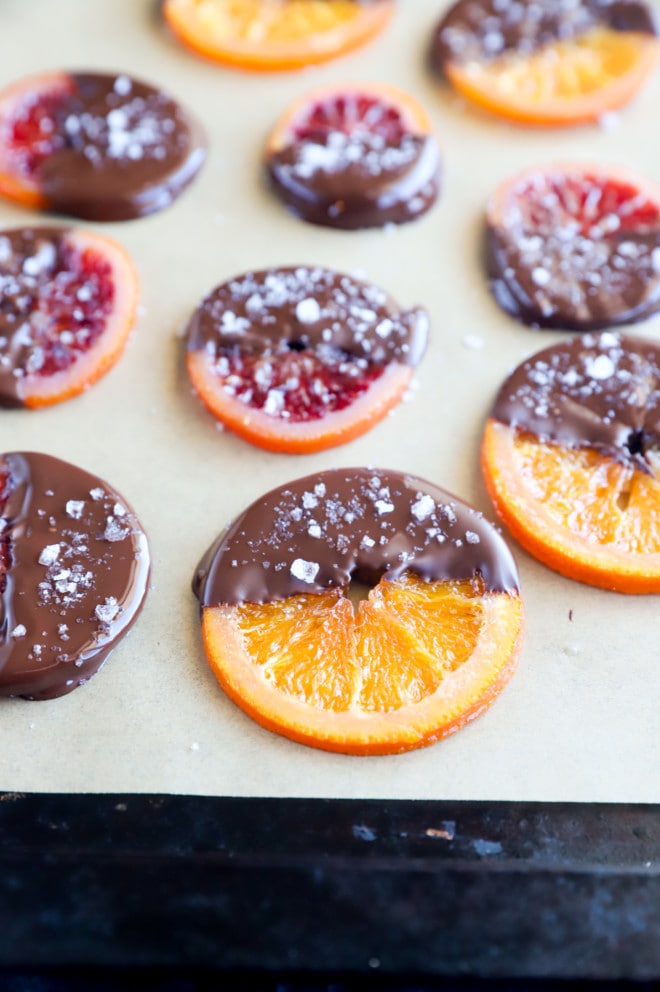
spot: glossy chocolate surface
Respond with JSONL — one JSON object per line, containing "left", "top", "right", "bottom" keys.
{"left": 0, "top": 451, "right": 150, "bottom": 699}
{"left": 486, "top": 168, "right": 660, "bottom": 331}
{"left": 186, "top": 266, "right": 429, "bottom": 367}
{"left": 267, "top": 127, "right": 440, "bottom": 230}
{"left": 490, "top": 332, "right": 660, "bottom": 470}
{"left": 11, "top": 71, "right": 206, "bottom": 221}
{"left": 194, "top": 467, "right": 520, "bottom": 607}
{"left": 433, "top": 0, "right": 658, "bottom": 70}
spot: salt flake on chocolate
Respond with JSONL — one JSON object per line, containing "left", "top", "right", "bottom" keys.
{"left": 291, "top": 558, "right": 320, "bottom": 583}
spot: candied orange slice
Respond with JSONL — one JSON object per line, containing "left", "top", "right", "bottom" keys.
{"left": 0, "top": 227, "right": 139, "bottom": 409}
{"left": 162, "top": 0, "right": 394, "bottom": 71}
{"left": 482, "top": 419, "right": 660, "bottom": 592}
{"left": 445, "top": 26, "right": 659, "bottom": 126}
{"left": 202, "top": 574, "right": 524, "bottom": 754}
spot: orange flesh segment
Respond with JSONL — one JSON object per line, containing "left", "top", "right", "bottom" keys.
{"left": 267, "top": 81, "right": 434, "bottom": 155}
{"left": 481, "top": 419, "right": 660, "bottom": 592}
{"left": 19, "top": 230, "right": 139, "bottom": 408}
{"left": 163, "top": 0, "right": 394, "bottom": 71}
{"left": 445, "top": 26, "right": 660, "bottom": 125}
{"left": 186, "top": 350, "right": 413, "bottom": 454}
{"left": 201, "top": 573, "right": 524, "bottom": 754}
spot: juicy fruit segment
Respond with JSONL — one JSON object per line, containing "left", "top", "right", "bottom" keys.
{"left": 1, "top": 228, "right": 138, "bottom": 408}
{"left": 198, "top": 346, "right": 384, "bottom": 421}
{"left": 445, "top": 26, "right": 660, "bottom": 125}
{"left": 290, "top": 91, "right": 410, "bottom": 146}
{"left": 482, "top": 419, "right": 660, "bottom": 592}
{"left": 0, "top": 72, "right": 71, "bottom": 207}
{"left": 162, "top": 0, "right": 393, "bottom": 70}
{"left": 497, "top": 169, "right": 660, "bottom": 236}
{"left": 201, "top": 574, "right": 524, "bottom": 754}
{"left": 187, "top": 349, "right": 412, "bottom": 453}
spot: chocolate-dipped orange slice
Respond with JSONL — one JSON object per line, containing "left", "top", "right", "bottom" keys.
{"left": 432, "top": 0, "right": 659, "bottom": 126}
{"left": 185, "top": 266, "right": 429, "bottom": 453}
{"left": 266, "top": 82, "right": 441, "bottom": 229}
{"left": 482, "top": 333, "right": 660, "bottom": 591}
{"left": 0, "top": 452, "right": 150, "bottom": 699}
{"left": 0, "top": 71, "right": 206, "bottom": 220}
{"left": 486, "top": 162, "right": 660, "bottom": 330}
{"left": 0, "top": 226, "right": 138, "bottom": 408}
{"left": 193, "top": 468, "right": 524, "bottom": 754}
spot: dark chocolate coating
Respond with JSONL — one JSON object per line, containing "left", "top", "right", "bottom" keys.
{"left": 432, "top": 0, "right": 658, "bottom": 71}
{"left": 186, "top": 266, "right": 429, "bottom": 367}
{"left": 267, "top": 131, "right": 440, "bottom": 230}
{"left": 0, "top": 451, "right": 150, "bottom": 699}
{"left": 486, "top": 168, "right": 660, "bottom": 331}
{"left": 0, "top": 227, "right": 70, "bottom": 407}
{"left": 490, "top": 332, "right": 660, "bottom": 470}
{"left": 193, "top": 467, "right": 520, "bottom": 607}
{"left": 16, "top": 72, "right": 206, "bottom": 221}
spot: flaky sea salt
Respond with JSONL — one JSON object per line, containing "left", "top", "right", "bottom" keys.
{"left": 95, "top": 597, "right": 119, "bottom": 624}
{"left": 65, "top": 499, "right": 85, "bottom": 520}
{"left": 11, "top": 625, "right": 26, "bottom": 638}
{"left": 38, "top": 544, "right": 60, "bottom": 566}
{"left": 290, "top": 558, "right": 319, "bottom": 583}
{"left": 411, "top": 495, "right": 434, "bottom": 522}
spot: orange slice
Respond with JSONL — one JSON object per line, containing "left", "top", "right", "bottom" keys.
{"left": 202, "top": 574, "right": 524, "bottom": 754}
{"left": 194, "top": 467, "right": 524, "bottom": 753}
{"left": 445, "top": 26, "right": 659, "bottom": 126}
{"left": 0, "top": 227, "right": 139, "bottom": 408}
{"left": 184, "top": 266, "right": 428, "bottom": 454}
{"left": 162, "top": 0, "right": 394, "bottom": 71}
{"left": 481, "top": 333, "right": 660, "bottom": 592}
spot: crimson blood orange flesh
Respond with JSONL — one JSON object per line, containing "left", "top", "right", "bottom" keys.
{"left": 0, "top": 71, "right": 206, "bottom": 220}
{"left": 266, "top": 84, "right": 441, "bottom": 229}
{"left": 0, "top": 226, "right": 138, "bottom": 408}
{"left": 487, "top": 164, "right": 660, "bottom": 330}
{"left": 185, "top": 266, "right": 429, "bottom": 453}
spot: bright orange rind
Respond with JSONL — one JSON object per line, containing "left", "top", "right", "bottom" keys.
{"left": 162, "top": 0, "right": 394, "bottom": 71}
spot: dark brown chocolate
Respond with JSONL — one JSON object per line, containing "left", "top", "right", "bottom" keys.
{"left": 186, "top": 266, "right": 428, "bottom": 367}
{"left": 490, "top": 332, "right": 660, "bottom": 470}
{"left": 432, "top": 0, "right": 658, "bottom": 71}
{"left": 193, "top": 467, "right": 520, "bottom": 607}
{"left": 267, "top": 129, "right": 440, "bottom": 230}
{"left": 11, "top": 71, "right": 206, "bottom": 221}
{"left": 0, "top": 451, "right": 150, "bottom": 699}
{"left": 486, "top": 167, "right": 660, "bottom": 331}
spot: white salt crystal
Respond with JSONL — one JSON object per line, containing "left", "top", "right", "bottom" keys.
{"left": 39, "top": 544, "right": 61, "bottom": 566}
{"left": 290, "top": 558, "right": 320, "bottom": 584}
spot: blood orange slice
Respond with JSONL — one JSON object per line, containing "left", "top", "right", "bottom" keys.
{"left": 0, "top": 226, "right": 139, "bottom": 408}
{"left": 481, "top": 333, "right": 660, "bottom": 592}
{"left": 194, "top": 468, "right": 524, "bottom": 754}
{"left": 185, "top": 266, "right": 429, "bottom": 453}
{"left": 432, "top": 0, "right": 660, "bottom": 126}
{"left": 487, "top": 162, "right": 660, "bottom": 330}
{"left": 0, "top": 70, "right": 206, "bottom": 220}
{"left": 162, "top": 0, "right": 394, "bottom": 71}
{"left": 266, "top": 82, "right": 441, "bottom": 229}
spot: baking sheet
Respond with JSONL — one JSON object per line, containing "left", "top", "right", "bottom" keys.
{"left": 1, "top": 0, "right": 659, "bottom": 801}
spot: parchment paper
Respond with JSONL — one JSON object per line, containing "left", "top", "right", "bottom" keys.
{"left": 1, "top": 0, "right": 659, "bottom": 800}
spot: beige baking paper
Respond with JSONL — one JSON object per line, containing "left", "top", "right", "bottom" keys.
{"left": 1, "top": 0, "right": 659, "bottom": 800}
